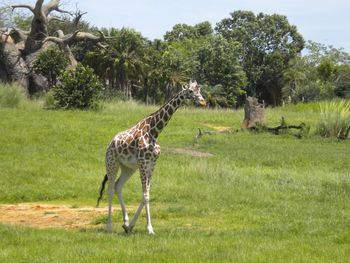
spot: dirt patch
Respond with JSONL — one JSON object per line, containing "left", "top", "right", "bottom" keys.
{"left": 202, "top": 123, "right": 231, "bottom": 132}
{"left": 168, "top": 148, "right": 213, "bottom": 157}
{"left": 0, "top": 203, "right": 111, "bottom": 229}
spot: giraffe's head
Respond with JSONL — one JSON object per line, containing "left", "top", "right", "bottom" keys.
{"left": 184, "top": 80, "right": 206, "bottom": 107}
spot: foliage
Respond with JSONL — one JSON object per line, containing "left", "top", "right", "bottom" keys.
{"left": 282, "top": 43, "right": 350, "bottom": 104}
{"left": 196, "top": 36, "right": 247, "bottom": 107}
{"left": 0, "top": 82, "right": 26, "bottom": 108}
{"left": 33, "top": 47, "right": 68, "bottom": 88}
{"left": 317, "top": 100, "right": 350, "bottom": 139}
{"left": 200, "top": 84, "right": 228, "bottom": 107}
{"left": 84, "top": 27, "right": 146, "bottom": 100}
{"left": 216, "top": 11, "right": 305, "bottom": 105}
{"left": 164, "top": 21, "right": 213, "bottom": 42}
{"left": 334, "top": 64, "right": 350, "bottom": 98}
{"left": 304, "top": 41, "right": 350, "bottom": 65}
{"left": 0, "top": 5, "right": 33, "bottom": 30}
{"left": 43, "top": 89, "right": 56, "bottom": 109}
{"left": 52, "top": 64, "right": 102, "bottom": 109}
{"left": 2, "top": 3, "right": 350, "bottom": 108}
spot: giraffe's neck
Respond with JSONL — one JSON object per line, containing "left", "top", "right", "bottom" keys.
{"left": 148, "top": 89, "right": 187, "bottom": 139}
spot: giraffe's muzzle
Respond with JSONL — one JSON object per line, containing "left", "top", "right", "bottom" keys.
{"left": 199, "top": 99, "right": 206, "bottom": 107}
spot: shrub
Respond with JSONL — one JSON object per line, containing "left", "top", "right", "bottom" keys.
{"left": 52, "top": 64, "right": 102, "bottom": 110}
{"left": 33, "top": 47, "right": 68, "bottom": 88}
{"left": 317, "top": 100, "right": 350, "bottom": 139}
{"left": 43, "top": 90, "right": 55, "bottom": 109}
{"left": 283, "top": 81, "right": 336, "bottom": 104}
{"left": 0, "top": 82, "right": 26, "bottom": 108}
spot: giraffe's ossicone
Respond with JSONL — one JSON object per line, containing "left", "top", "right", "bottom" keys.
{"left": 97, "top": 80, "right": 206, "bottom": 235}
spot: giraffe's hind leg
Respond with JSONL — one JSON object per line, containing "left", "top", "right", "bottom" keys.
{"left": 115, "top": 166, "right": 135, "bottom": 231}
{"left": 106, "top": 146, "right": 119, "bottom": 233}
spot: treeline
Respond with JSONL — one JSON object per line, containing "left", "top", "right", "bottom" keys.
{"left": 2, "top": 8, "right": 350, "bottom": 107}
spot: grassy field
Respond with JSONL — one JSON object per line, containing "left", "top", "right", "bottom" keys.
{"left": 1, "top": 98, "right": 350, "bottom": 262}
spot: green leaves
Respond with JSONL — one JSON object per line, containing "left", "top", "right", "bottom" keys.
{"left": 197, "top": 36, "right": 247, "bottom": 107}
{"left": 33, "top": 47, "right": 68, "bottom": 88}
{"left": 52, "top": 64, "right": 102, "bottom": 110}
{"left": 216, "top": 11, "right": 305, "bottom": 105}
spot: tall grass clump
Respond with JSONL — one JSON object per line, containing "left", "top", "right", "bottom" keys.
{"left": 0, "top": 82, "right": 26, "bottom": 108}
{"left": 317, "top": 100, "right": 350, "bottom": 139}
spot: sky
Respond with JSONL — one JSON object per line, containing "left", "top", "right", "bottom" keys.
{"left": 3, "top": 0, "right": 350, "bottom": 52}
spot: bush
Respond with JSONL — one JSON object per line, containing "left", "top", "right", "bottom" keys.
{"left": 43, "top": 90, "right": 55, "bottom": 109}
{"left": 52, "top": 64, "right": 102, "bottom": 110}
{"left": 283, "top": 81, "right": 336, "bottom": 104}
{"left": 33, "top": 47, "right": 68, "bottom": 88}
{"left": 0, "top": 82, "right": 26, "bottom": 108}
{"left": 317, "top": 100, "right": 350, "bottom": 139}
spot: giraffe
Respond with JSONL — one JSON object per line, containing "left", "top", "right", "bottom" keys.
{"left": 96, "top": 80, "right": 206, "bottom": 235}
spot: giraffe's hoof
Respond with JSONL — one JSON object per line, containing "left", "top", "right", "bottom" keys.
{"left": 147, "top": 226, "right": 155, "bottom": 235}
{"left": 122, "top": 224, "right": 133, "bottom": 234}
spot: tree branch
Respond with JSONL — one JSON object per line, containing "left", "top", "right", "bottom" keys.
{"left": 56, "top": 29, "right": 65, "bottom": 38}
{"left": 47, "top": 16, "right": 65, "bottom": 23}
{"left": 54, "top": 6, "right": 72, "bottom": 15}
{"left": 43, "top": 35, "right": 63, "bottom": 44}
{"left": 42, "top": 0, "right": 72, "bottom": 16}
{"left": 11, "top": 4, "right": 35, "bottom": 13}
{"left": 9, "top": 28, "right": 29, "bottom": 43}
{"left": 72, "top": 10, "right": 87, "bottom": 29}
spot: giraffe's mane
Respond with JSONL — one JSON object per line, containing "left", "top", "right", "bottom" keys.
{"left": 146, "top": 89, "right": 185, "bottom": 118}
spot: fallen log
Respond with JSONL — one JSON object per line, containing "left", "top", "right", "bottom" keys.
{"left": 194, "top": 117, "right": 308, "bottom": 144}
{"left": 193, "top": 128, "right": 238, "bottom": 145}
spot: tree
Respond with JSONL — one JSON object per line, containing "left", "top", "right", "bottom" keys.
{"left": 216, "top": 11, "right": 305, "bottom": 105}
{"left": 164, "top": 21, "right": 213, "bottom": 42}
{"left": 304, "top": 41, "right": 350, "bottom": 66}
{"left": 84, "top": 27, "right": 146, "bottom": 100}
{"left": 282, "top": 57, "right": 308, "bottom": 103}
{"left": 0, "top": 0, "right": 106, "bottom": 95}
{"left": 283, "top": 42, "right": 350, "bottom": 103}
{"left": 334, "top": 64, "right": 350, "bottom": 98}
{"left": 196, "top": 35, "right": 247, "bottom": 107}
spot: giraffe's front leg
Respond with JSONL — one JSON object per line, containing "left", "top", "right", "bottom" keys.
{"left": 140, "top": 161, "right": 155, "bottom": 235}
{"left": 126, "top": 161, "right": 155, "bottom": 235}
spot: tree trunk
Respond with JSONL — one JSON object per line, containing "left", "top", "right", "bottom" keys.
{"left": 0, "top": 39, "right": 30, "bottom": 94}
{"left": 241, "top": 96, "right": 265, "bottom": 128}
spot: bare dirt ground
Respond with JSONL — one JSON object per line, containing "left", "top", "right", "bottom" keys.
{"left": 0, "top": 203, "right": 110, "bottom": 229}
{"left": 0, "top": 150, "right": 211, "bottom": 230}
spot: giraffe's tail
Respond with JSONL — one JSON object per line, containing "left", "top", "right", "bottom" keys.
{"left": 96, "top": 174, "right": 108, "bottom": 207}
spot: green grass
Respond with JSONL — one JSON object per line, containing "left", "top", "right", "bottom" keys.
{"left": 0, "top": 82, "right": 26, "bottom": 108}
{"left": 317, "top": 100, "right": 350, "bottom": 138}
{"left": 1, "top": 100, "right": 350, "bottom": 262}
